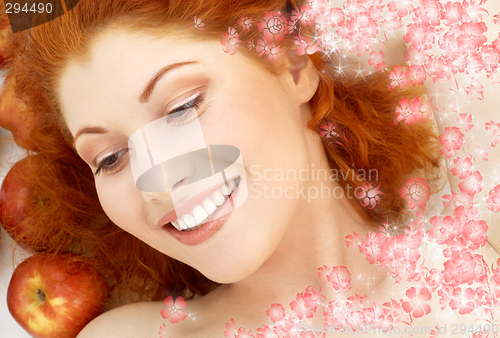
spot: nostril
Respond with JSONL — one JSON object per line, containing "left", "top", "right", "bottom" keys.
{"left": 141, "top": 190, "right": 155, "bottom": 203}
{"left": 171, "top": 178, "right": 187, "bottom": 192}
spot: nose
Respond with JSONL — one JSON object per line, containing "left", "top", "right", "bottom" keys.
{"left": 141, "top": 190, "right": 170, "bottom": 203}
{"left": 140, "top": 161, "right": 194, "bottom": 203}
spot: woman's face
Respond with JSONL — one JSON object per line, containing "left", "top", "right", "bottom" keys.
{"left": 59, "top": 26, "right": 319, "bottom": 283}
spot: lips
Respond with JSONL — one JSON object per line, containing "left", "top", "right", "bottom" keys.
{"left": 170, "top": 177, "right": 240, "bottom": 231}
{"left": 162, "top": 177, "right": 241, "bottom": 245}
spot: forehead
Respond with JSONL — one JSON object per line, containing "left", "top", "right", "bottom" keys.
{"left": 57, "top": 28, "right": 227, "bottom": 134}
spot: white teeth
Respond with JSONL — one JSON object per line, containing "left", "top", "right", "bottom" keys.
{"left": 220, "top": 184, "right": 231, "bottom": 196}
{"left": 182, "top": 214, "right": 197, "bottom": 228}
{"left": 192, "top": 205, "right": 209, "bottom": 223}
{"left": 168, "top": 178, "right": 239, "bottom": 231}
{"left": 171, "top": 220, "right": 182, "bottom": 231}
{"left": 203, "top": 198, "right": 217, "bottom": 215}
{"left": 178, "top": 218, "right": 188, "bottom": 230}
{"left": 212, "top": 190, "right": 225, "bottom": 206}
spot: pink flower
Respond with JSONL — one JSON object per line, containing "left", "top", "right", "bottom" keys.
{"left": 246, "top": 38, "right": 255, "bottom": 51}
{"left": 457, "top": 22, "right": 487, "bottom": 52}
{"left": 439, "top": 127, "right": 464, "bottom": 158}
{"left": 425, "top": 269, "right": 444, "bottom": 292}
{"left": 402, "top": 287, "right": 432, "bottom": 318}
{"left": 472, "top": 330, "right": 491, "bottom": 338}
{"left": 461, "top": 219, "right": 488, "bottom": 250}
{"left": 404, "top": 20, "right": 437, "bottom": 52}
{"left": 494, "top": 13, "right": 500, "bottom": 25}
{"left": 255, "top": 39, "right": 270, "bottom": 58}
{"left": 456, "top": 113, "right": 474, "bottom": 132}
{"left": 224, "top": 319, "right": 237, "bottom": 338}
{"left": 486, "top": 184, "right": 500, "bottom": 212}
{"left": 293, "top": 33, "right": 323, "bottom": 56}
{"left": 382, "top": 299, "right": 406, "bottom": 322}
{"left": 448, "top": 287, "right": 478, "bottom": 315}
{"left": 257, "top": 11, "right": 288, "bottom": 42}
{"left": 221, "top": 27, "right": 242, "bottom": 55}
{"left": 255, "top": 39, "right": 283, "bottom": 61}
{"left": 266, "top": 42, "right": 284, "bottom": 62}
{"left": 160, "top": 296, "right": 187, "bottom": 324}
{"left": 485, "top": 120, "right": 500, "bottom": 147}
{"left": 290, "top": 287, "right": 324, "bottom": 319}
{"left": 266, "top": 303, "right": 285, "bottom": 322}
{"left": 255, "top": 325, "right": 273, "bottom": 338}
{"left": 327, "top": 7, "right": 344, "bottom": 27}
{"left": 395, "top": 96, "right": 432, "bottom": 125}
{"left": 368, "top": 51, "right": 385, "bottom": 69}
{"left": 290, "top": 4, "right": 314, "bottom": 31}
{"left": 158, "top": 324, "right": 171, "bottom": 338}
{"left": 193, "top": 16, "right": 205, "bottom": 31}
{"left": 463, "top": 76, "right": 485, "bottom": 98}
{"left": 458, "top": 171, "right": 482, "bottom": 197}
{"left": 320, "top": 122, "right": 337, "bottom": 138}
{"left": 442, "top": 249, "right": 488, "bottom": 287}
{"left": 356, "top": 231, "right": 385, "bottom": 265}
{"left": 404, "top": 47, "right": 427, "bottom": 67}
{"left": 450, "top": 157, "right": 473, "bottom": 179}
{"left": 224, "top": 319, "right": 253, "bottom": 338}
{"left": 235, "top": 328, "right": 254, "bottom": 338}
{"left": 388, "top": 65, "right": 411, "bottom": 89}
{"left": 473, "top": 146, "right": 488, "bottom": 161}
{"left": 326, "top": 266, "right": 352, "bottom": 292}
{"left": 442, "top": 191, "right": 473, "bottom": 211}
{"left": 399, "top": 177, "right": 431, "bottom": 211}
{"left": 426, "top": 56, "right": 452, "bottom": 82}
{"left": 429, "top": 326, "right": 442, "bottom": 338}
{"left": 238, "top": 16, "right": 253, "bottom": 31}
{"left": 442, "top": 2, "right": 466, "bottom": 25}
{"left": 387, "top": 0, "right": 414, "bottom": 18}
{"left": 356, "top": 182, "right": 385, "bottom": 209}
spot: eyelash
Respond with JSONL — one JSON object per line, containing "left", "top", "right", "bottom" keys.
{"left": 164, "top": 94, "right": 204, "bottom": 126}
{"left": 94, "top": 94, "right": 205, "bottom": 176}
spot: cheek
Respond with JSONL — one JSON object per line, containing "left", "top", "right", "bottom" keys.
{"left": 95, "top": 170, "right": 144, "bottom": 234}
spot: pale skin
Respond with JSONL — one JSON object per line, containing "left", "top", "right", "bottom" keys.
{"left": 54, "top": 10, "right": 500, "bottom": 338}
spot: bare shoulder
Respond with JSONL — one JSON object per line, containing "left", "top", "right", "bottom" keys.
{"left": 76, "top": 301, "right": 171, "bottom": 338}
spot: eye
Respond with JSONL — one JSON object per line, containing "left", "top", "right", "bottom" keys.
{"left": 94, "top": 148, "right": 129, "bottom": 176}
{"left": 164, "top": 93, "right": 204, "bottom": 126}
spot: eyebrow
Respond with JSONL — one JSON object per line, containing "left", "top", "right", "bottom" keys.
{"left": 139, "top": 61, "right": 199, "bottom": 103}
{"left": 72, "top": 61, "right": 199, "bottom": 149}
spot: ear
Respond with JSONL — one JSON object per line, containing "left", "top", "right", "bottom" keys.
{"left": 286, "top": 51, "right": 320, "bottom": 104}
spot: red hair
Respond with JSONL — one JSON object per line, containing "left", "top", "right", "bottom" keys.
{"left": 2, "top": 0, "right": 442, "bottom": 309}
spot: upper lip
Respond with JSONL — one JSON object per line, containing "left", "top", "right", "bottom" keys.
{"left": 155, "top": 175, "right": 239, "bottom": 228}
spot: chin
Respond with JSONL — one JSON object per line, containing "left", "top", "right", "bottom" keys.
{"left": 195, "top": 232, "right": 274, "bottom": 284}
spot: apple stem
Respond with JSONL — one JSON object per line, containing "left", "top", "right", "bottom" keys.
{"left": 35, "top": 288, "right": 46, "bottom": 302}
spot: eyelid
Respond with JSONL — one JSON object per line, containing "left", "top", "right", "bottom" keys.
{"left": 95, "top": 148, "right": 121, "bottom": 168}
{"left": 162, "top": 86, "right": 206, "bottom": 116}
{"left": 94, "top": 148, "right": 129, "bottom": 176}
{"left": 166, "top": 92, "right": 200, "bottom": 115}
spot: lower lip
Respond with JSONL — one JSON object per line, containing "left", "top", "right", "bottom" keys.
{"left": 163, "top": 179, "right": 240, "bottom": 246}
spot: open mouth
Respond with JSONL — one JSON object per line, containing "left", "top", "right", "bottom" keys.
{"left": 167, "top": 176, "right": 241, "bottom": 231}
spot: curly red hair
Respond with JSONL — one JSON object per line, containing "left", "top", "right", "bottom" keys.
{"left": 2, "top": 0, "right": 442, "bottom": 309}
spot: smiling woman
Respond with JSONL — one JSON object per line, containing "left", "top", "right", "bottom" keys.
{"left": 1, "top": 0, "right": 455, "bottom": 337}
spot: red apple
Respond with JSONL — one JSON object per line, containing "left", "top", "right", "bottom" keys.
{"left": 0, "top": 155, "right": 49, "bottom": 250}
{"left": 0, "top": 75, "right": 38, "bottom": 150}
{"left": 7, "top": 252, "right": 109, "bottom": 338}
